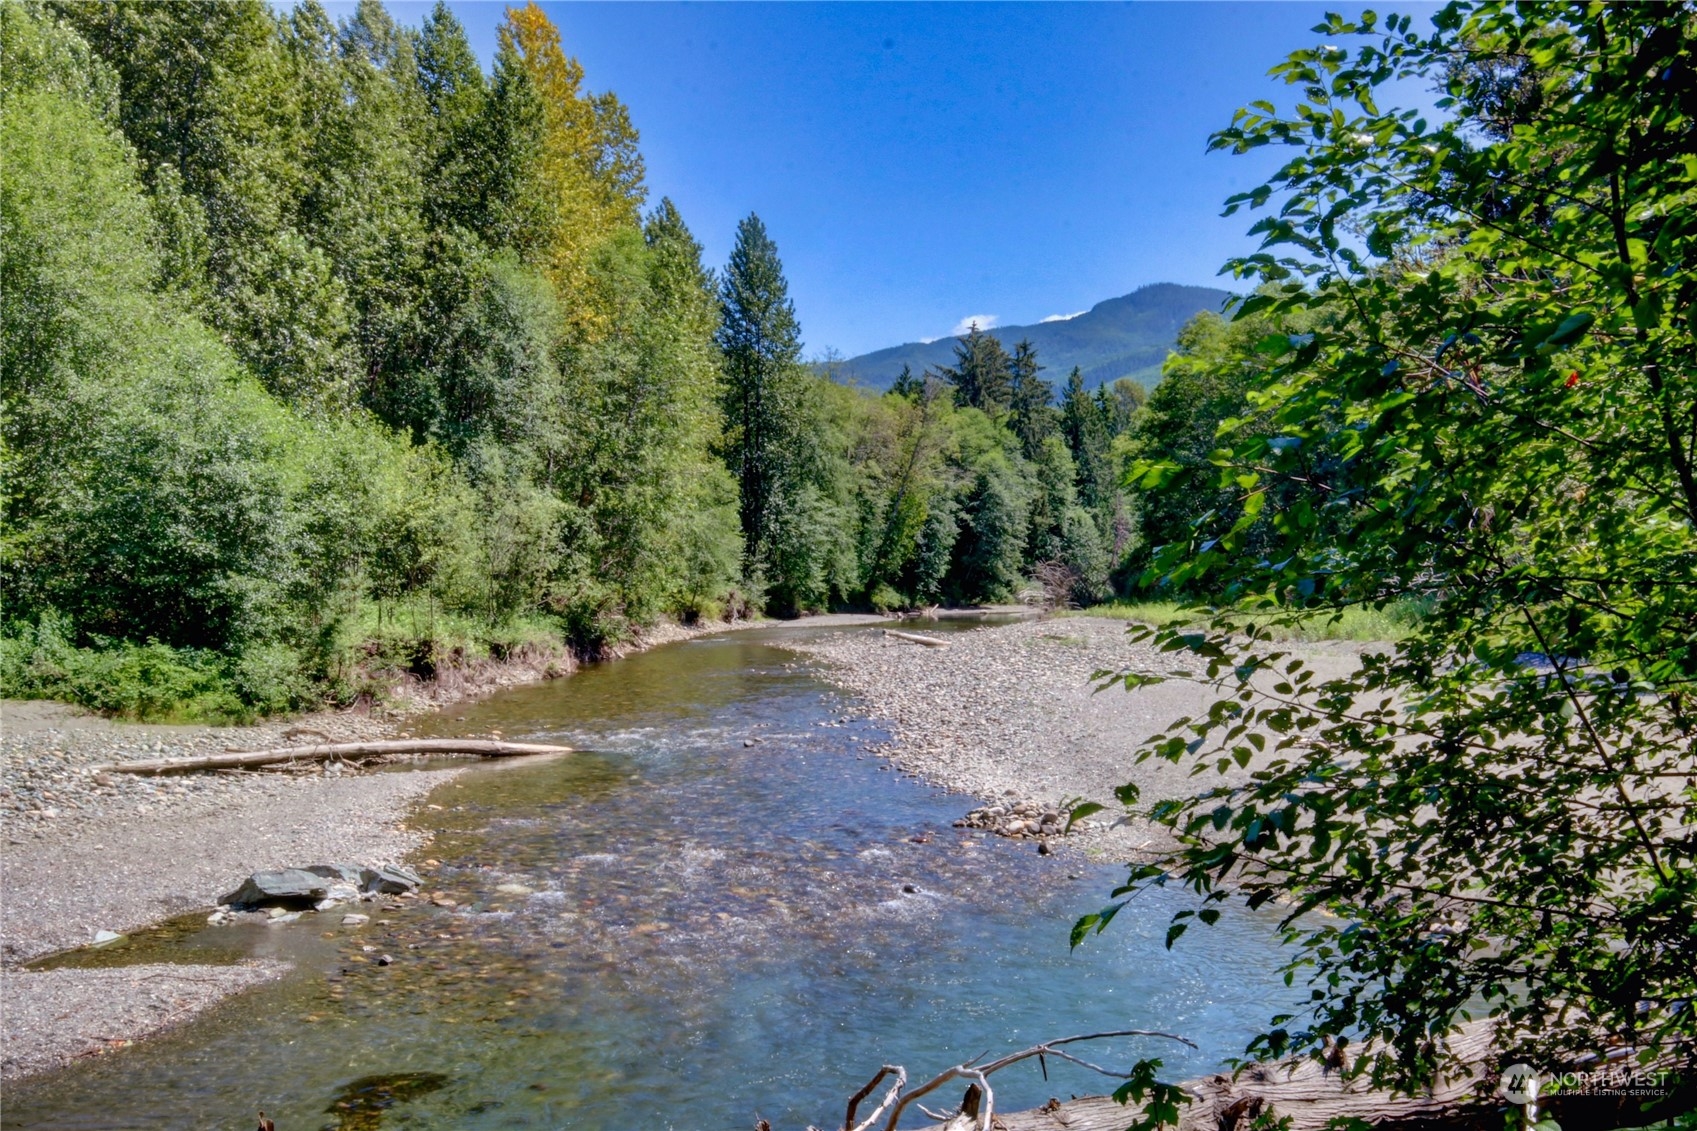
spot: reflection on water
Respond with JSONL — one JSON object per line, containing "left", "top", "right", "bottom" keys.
{"left": 3, "top": 627, "right": 1295, "bottom": 1130}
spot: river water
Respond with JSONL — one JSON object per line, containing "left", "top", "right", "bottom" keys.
{"left": 5, "top": 624, "right": 1293, "bottom": 1130}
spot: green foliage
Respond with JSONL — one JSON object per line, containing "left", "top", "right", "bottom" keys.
{"left": 2, "top": 77, "right": 292, "bottom": 651}
{"left": 1092, "top": 0, "right": 1697, "bottom": 1107}
{"left": 0, "top": 2, "right": 118, "bottom": 117}
{"left": 1121, "top": 307, "right": 1297, "bottom": 581}
{"left": 1, "top": 0, "right": 747, "bottom": 718}
{"left": 0, "top": 615, "right": 306, "bottom": 722}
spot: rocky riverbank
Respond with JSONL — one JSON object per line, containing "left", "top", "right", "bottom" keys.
{"left": 0, "top": 614, "right": 771, "bottom": 1082}
{"left": 0, "top": 701, "right": 466, "bottom": 1080}
{"left": 784, "top": 616, "right": 1367, "bottom": 858}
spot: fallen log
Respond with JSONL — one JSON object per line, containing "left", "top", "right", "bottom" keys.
{"left": 87, "top": 738, "right": 574, "bottom": 776}
{"left": 884, "top": 629, "right": 949, "bottom": 648}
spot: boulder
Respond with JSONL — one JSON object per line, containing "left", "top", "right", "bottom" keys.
{"left": 219, "top": 868, "right": 332, "bottom": 908}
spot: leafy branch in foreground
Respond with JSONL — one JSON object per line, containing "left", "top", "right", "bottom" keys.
{"left": 1086, "top": 0, "right": 1696, "bottom": 1120}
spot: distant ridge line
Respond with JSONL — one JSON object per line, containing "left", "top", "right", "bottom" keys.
{"left": 833, "top": 282, "right": 1231, "bottom": 392}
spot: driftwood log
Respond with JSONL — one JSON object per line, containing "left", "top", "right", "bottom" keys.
{"left": 88, "top": 738, "right": 573, "bottom": 775}
{"left": 919, "top": 1020, "right": 1689, "bottom": 1131}
{"left": 884, "top": 629, "right": 949, "bottom": 648}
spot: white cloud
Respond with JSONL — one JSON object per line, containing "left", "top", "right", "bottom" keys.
{"left": 948, "top": 314, "right": 998, "bottom": 337}
{"left": 918, "top": 336, "right": 940, "bottom": 345}
{"left": 1041, "top": 310, "right": 1086, "bottom": 323}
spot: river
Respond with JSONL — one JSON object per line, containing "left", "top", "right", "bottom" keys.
{"left": 4, "top": 623, "right": 1294, "bottom": 1130}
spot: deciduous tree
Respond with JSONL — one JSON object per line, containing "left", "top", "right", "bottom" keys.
{"left": 1083, "top": 5, "right": 1697, "bottom": 1120}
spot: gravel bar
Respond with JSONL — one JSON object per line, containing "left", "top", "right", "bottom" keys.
{"left": 1, "top": 961, "right": 289, "bottom": 1080}
{"left": 784, "top": 616, "right": 1366, "bottom": 857}
{"left": 0, "top": 701, "right": 465, "bottom": 1080}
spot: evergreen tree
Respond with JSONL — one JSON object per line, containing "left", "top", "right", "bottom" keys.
{"left": 1099, "top": 376, "right": 1146, "bottom": 438}
{"left": 937, "top": 323, "right": 1013, "bottom": 412}
{"left": 945, "top": 461, "right": 1028, "bottom": 603}
{"left": 716, "top": 213, "right": 805, "bottom": 586}
{"left": 1007, "top": 338, "right": 1055, "bottom": 457}
{"left": 1060, "top": 367, "right": 1114, "bottom": 519}
{"left": 415, "top": 1, "right": 486, "bottom": 235}
{"left": 890, "top": 363, "right": 922, "bottom": 400}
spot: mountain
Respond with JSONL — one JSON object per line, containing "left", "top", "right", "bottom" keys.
{"left": 834, "top": 283, "right": 1230, "bottom": 391}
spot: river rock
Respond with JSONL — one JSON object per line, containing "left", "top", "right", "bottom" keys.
{"left": 314, "top": 882, "right": 362, "bottom": 910}
{"left": 956, "top": 798, "right": 1090, "bottom": 840}
{"left": 219, "top": 868, "right": 331, "bottom": 908}
{"left": 362, "top": 864, "right": 422, "bottom": 895}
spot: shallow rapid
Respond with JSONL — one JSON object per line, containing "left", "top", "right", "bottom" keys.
{"left": 4, "top": 625, "right": 1294, "bottom": 1130}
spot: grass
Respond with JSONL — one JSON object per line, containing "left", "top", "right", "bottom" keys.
{"left": 1064, "top": 598, "right": 1429, "bottom": 643}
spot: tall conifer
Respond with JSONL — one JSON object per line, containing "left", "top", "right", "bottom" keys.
{"left": 717, "top": 213, "right": 803, "bottom": 570}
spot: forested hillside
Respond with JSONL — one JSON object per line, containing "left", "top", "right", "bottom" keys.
{"left": 836, "top": 282, "right": 1229, "bottom": 391}
{"left": 1, "top": 0, "right": 1216, "bottom": 721}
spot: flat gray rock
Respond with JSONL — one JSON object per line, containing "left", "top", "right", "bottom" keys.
{"left": 219, "top": 868, "right": 331, "bottom": 908}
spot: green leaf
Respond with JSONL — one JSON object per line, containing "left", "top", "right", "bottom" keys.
{"left": 1067, "top": 801, "right": 1107, "bottom": 830}
{"left": 1540, "top": 311, "right": 1594, "bottom": 349}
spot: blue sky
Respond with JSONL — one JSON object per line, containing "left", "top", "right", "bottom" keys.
{"left": 357, "top": 2, "right": 1440, "bottom": 358}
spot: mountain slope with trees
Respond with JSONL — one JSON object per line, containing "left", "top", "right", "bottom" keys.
{"left": 837, "top": 282, "right": 1229, "bottom": 392}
